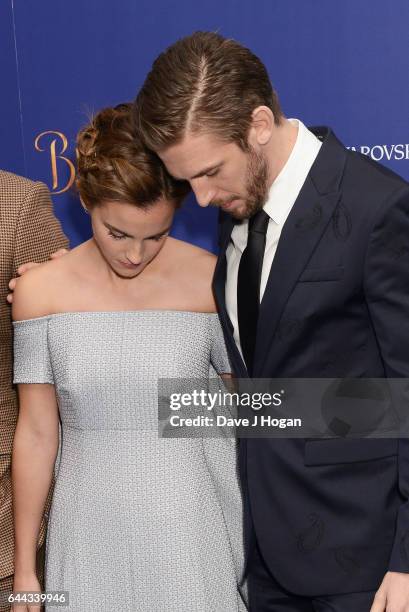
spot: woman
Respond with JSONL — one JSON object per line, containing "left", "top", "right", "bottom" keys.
{"left": 11, "top": 104, "right": 246, "bottom": 611}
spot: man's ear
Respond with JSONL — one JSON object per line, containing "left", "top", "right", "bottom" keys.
{"left": 249, "top": 105, "right": 275, "bottom": 146}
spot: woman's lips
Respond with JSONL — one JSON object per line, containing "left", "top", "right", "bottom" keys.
{"left": 119, "top": 260, "right": 140, "bottom": 269}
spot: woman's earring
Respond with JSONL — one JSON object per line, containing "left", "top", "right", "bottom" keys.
{"left": 79, "top": 197, "right": 89, "bottom": 214}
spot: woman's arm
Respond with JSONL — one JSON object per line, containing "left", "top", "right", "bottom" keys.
{"left": 12, "top": 383, "right": 59, "bottom": 580}
{"left": 11, "top": 265, "right": 60, "bottom": 604}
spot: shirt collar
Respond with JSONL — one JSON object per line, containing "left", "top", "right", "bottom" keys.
{"left": 229, "top": 119, "right": 322, "bottom": 251}
{"left": 263, "top": 118, "right": 322, "bottom": 225}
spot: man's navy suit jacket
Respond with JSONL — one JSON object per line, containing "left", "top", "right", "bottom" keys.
{"left": 213, "top": 127, "right": 409, "bottom": 596}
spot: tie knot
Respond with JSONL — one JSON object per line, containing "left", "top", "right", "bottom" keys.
{"left": 248, "top": 209, "right": 270, "bottom": 235}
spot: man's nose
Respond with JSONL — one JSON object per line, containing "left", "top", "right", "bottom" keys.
{"left": 190, "top": 178, "right": 215, "bottom": 207}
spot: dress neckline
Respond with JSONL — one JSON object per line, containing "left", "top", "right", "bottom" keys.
{"left": 13, "top": 310, "right": 219, "bottom": 324}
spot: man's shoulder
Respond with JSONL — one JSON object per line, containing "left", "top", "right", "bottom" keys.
{"left": 346, "top": 147, "right": 408, "bottom": 190}
{"left": 314, "top": 127, "right": 409, "bottom": 194}
{"left": 340, "top": 150, "right": 409, "bottom": 228}
{"left": 0, "top": 169, "right": 45, "bottom": 193}
{"left": 0, "top": 170, "right": 49, "bottom": 209}
{"left": 310, "top": 127, "right": 408, "bottom": 213}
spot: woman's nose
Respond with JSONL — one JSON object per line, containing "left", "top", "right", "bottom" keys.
{"left": 126, "top": 244, "right": 143, "bottom": 265}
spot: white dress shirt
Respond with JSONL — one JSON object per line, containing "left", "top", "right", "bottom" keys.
{"left": 225, "top": 119, "right": 322, "bottom": 358}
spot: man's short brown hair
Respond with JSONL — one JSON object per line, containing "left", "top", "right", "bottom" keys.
{"left": 135, "top": 31, "right": 283, "bottom": 152}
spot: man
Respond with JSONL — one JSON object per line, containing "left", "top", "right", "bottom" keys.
{"left": 0, "top": 170, "right": 68, "bottom": 610}
{"left": 134, "top": 32, "right": 409, "bottom": 611}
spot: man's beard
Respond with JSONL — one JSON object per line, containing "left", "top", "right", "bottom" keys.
{"left": 240, "top": 146, "right": 270, "bottom": 219}
{"left": 213, "top": 146, "right": 270, "bottom": 220}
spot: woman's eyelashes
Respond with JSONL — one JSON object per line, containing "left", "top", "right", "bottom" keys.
{"left": 108, "top": 230, "right": 169, "bottom": 242}
{"left": 151, "top": 232, "right": 169, "bottom": 242}
{"left": 108, "top": 230, "right": 126, "bottom": 241}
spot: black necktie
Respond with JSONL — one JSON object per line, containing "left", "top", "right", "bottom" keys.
{"left": 237, "top": 209, "right": 270, "bottom": 375}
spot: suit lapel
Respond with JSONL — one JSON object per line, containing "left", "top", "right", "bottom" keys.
{"left": 253, "top": 128, "right": 347, "bottom": 376}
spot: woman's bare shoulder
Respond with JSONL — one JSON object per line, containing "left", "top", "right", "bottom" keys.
{"left": 165, "top": 238, "right": 218, "bottom": 313}
{"left": 167, "top": 237, "right": 217, "bottom": 270}
{"left": 12, "top": 242, "right": 90, "bottom": 321}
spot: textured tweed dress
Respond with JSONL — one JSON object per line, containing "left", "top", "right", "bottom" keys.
{"left": 13, "top": 311, "right": 246, "bottom": 611}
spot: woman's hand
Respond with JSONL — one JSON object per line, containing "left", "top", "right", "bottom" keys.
{"left": 12, "top": 572, "right": 43, "bottom": 611}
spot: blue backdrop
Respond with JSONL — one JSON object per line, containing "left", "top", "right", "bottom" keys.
{"left": 2, "top": 0, "right": 409, "bottom": 252}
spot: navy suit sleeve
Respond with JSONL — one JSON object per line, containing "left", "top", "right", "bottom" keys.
{"left": 364, "top": 185, "right": 409, "bottom": 573}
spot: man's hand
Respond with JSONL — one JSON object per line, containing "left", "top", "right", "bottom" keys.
{"left": 370, "top": 571, "right": 409, "bottom": 611}
{"left": 7, "top": 248, "right": 69, "bottom": 303}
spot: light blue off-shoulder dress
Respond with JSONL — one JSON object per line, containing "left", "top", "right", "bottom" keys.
{"left": 13, "top": 311, "right": 246, "bottom": 612}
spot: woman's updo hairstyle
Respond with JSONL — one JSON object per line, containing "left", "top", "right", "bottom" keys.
{"left": 76, "top": 103, "right": 189, "bottom": 209}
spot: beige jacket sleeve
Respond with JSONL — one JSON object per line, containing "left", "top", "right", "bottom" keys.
{"left": 12, "top": 180, "right": 69, "bottom": 275}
